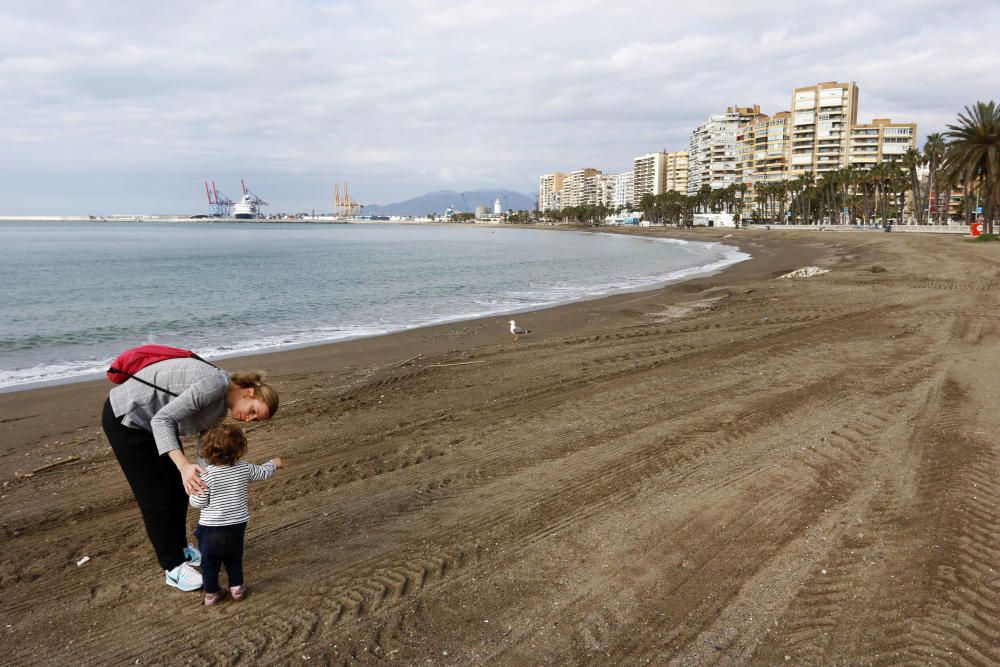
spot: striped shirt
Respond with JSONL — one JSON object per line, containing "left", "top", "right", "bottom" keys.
{"left": 109, "top": 358, "right": 231, "bottom": 456}
{"left": 189, "top": 460, "right": 277, "bottom": 526}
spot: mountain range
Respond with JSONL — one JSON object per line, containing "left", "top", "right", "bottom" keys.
{"left": 360, "top": 189, "right": 536, "bottom": 217}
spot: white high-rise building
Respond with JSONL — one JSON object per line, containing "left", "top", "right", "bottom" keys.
{"left": 688, "top": 105, "right": 764, "bottom": 196}
{"left": 613, "top": 171, "right": 633, "bottom": 209}
{"left": 494, "top": 197, "right": 503, "bottom": 215}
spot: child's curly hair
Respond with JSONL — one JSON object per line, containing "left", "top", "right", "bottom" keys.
{"left": 200, "top": 423, "right": 247, "bottom": 466}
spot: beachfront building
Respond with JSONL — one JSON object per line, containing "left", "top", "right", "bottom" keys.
{"left": 560, "top": 168, "right": 603, "bottom": 208}
{"left": 538, "top": 172, "right": 566, "bottom": 211}
{"left": 633, "top": 150, "right": 689, "bottom": 201}
{"left": 633, "top": 152, "right": 665, "bottom": 201}
{"left": 688, "top": 105, "right": 765, "bottom": 196}
{"left": 597, "top": 174, "right": 615, "bottom": 208}
{"left": 613, "top": 171, "right": 634, "bottom": 209}
{"left": 732, "top": 82, "right": 918, "bottom": 219}
{"left": 788, "top": 81, "right": 860, "bottom": 177}
{"left": 736, "top": 111, "right": 793, "bottom": 214}
{"left": 664, "top": 151, "right": 689, "bottom": 195}
{"left": 848, "top": 118, "right": 918, "bottom": 169}
{"left": 597, "top": 171, "right": 635, "bottom": 211}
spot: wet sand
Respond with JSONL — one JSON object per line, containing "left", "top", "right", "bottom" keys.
{"left": 3, "top": 227, "right": 1000, "bottom": 664}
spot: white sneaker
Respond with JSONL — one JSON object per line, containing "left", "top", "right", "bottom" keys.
{"left": 165, "top": 562, "right": 203, "bottom": 591}
{"left": 184, "top": 543, "right": 201, "bottom": 567}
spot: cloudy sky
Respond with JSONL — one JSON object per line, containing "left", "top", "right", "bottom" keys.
{"left": 1, "top": 0, "right": 997, "bottom": 214}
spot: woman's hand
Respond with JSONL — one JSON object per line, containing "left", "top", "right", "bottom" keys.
{"left": 168, "top": 449, "right": 207, "bottom": 495}
{"left": 272, "top": 457, "right": 284, "bottom": 470}
{"left": 181, "top": 462, "right": 207, "bottom": 495}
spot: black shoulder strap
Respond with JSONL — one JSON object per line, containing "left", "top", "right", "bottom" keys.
{"left": 113, "top": 354, "right": 220, "bottom": 398}
{"left": 123, "top": 374, "right": 180, "bottom": 397}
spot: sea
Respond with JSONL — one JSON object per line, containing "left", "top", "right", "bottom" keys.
{"left": 0, "top": 221, "right": 749, "bottom": 392}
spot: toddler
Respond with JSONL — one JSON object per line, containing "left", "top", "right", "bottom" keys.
{"left": 189, "top": 423, "right": 283, "bottom": 606}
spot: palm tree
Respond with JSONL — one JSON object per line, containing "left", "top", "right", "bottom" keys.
{"left": 902, "top": 148, "right": 927, "bottom": 224}
{"left": 943, "top": 101, "right": 1000, "bottom": 234}
{"left": 638, "top": 193, "right": 656, "bottom": 224}
{"left": 924, "top": 133, "right": 947, "bottom": 224}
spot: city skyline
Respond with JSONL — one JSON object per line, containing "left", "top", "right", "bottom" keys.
{"left": 1, "top": 0, "right": 997, "bottom": 214}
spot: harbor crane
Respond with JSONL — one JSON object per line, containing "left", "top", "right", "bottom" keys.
{"left": 334, "top": 182, "right": 363, "bottom": 217}
{"left": 204, "top": 180, "right": 234, "bottom": 216}
{"left": 241, "top": 179, "right": 269, "bottom": 214}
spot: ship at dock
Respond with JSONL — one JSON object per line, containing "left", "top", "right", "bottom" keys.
{"left": 205, "top": 179, "right": 268, "bottom": 218}
{"left": 232, "top": 193, "right": 257, "bottom": 219}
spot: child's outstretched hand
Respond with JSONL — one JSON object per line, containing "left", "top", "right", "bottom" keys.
{"left": 272, "top": 457, "right": 284, "bottom": 470}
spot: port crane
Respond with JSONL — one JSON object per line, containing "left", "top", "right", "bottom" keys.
{"left": 204, "top": 181, "right": 234, "bottom": 216}
{"left": 334, "top": 182, "right": 363, "bottom": 217}
{"left": 241, "top": 179, "right": 269, "bottom": 215}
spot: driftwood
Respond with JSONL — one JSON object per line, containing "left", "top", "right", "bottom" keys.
{"left": 16, "top": 455, "right": 81, "bottom": 479}
{"left": 394, "top": 354, "right": 423, "bottom": 368}
{"left": 427, "top": 360, "right": 486, "bottom": 368}
{"left": 32, "top": 456, "right": 80, "bottom": 474}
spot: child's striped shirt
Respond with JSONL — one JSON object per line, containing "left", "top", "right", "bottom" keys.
{"left": 189, "top": 460, "right": 276, "bottom": 526}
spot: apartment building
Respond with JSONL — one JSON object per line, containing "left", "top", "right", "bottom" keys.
{"left": 633, "top": 152, "right": 665, "bottom": 201}
{"left": 689, "top": 105, "right": 764, "bottom": 196}
{"left": 664, "top": 151, "right": 689, "bottom": 195}
{"left": 789, "top": 81, "right": 860, "bottom": 177}
{"left": 848, "top": 118, "right": 917, "bottom": 168}
{"left": 633, "top": 151, "right": 689, "bottom": 201}
{"left": 599, "top": 171, "right": 634, "bottom": 209}
{"left": 736, "top": 111, "right": 792, "bottom": 211}
{"left": 538, "top": 172, "right": 566, "bottom": 211}
{"left": 560, "top": 168, "right": 603, "bottom": 208}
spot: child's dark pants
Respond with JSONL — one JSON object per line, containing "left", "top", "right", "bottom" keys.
{"left": 196, "top": 523, "right": 247, "bottom": 593}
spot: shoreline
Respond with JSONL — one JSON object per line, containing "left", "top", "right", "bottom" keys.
{"left": 0, "top": 227, "right": 816, "bottom": 461}
{"left": 0, "top": 226, "right": 749, "bottom": 394}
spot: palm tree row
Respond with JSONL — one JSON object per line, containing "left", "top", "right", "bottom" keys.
{"left": 748, "top": 165, "right": 910, "bottom": 226}
{"left": 943, "top": 101, "right": 1000, "bottom": 234}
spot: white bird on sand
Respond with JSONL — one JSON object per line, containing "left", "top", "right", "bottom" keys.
{"left": 509, "top": 319, "right": 531, "bottom": 341}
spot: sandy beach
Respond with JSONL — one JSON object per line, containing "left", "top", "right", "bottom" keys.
{"left": 2, "top": 227, "right": 999, "bottom": 664}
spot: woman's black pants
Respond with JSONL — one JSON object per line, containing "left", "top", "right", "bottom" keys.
{"left": 102, "top": 398, "right": 188, "bottom": 571}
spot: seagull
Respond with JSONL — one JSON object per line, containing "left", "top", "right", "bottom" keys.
{"left": 509, "top": 319, "right": 531, "bottom": 341}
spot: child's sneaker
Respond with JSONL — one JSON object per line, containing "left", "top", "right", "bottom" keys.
{"left": 183, "top": 544, "right": 201, "bottom": 566}
{"left": 204, "top": 590, "right": 229, "bottom": 606}
{"left": 230, "top": 585, "right": 245, "bottom": 601}
{"left": 165, "top": 562, "right": 203, "bottom": 591}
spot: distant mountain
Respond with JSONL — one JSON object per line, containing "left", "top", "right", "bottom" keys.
{"left": 360, "top": 189, "right": 536, "bottom": 217}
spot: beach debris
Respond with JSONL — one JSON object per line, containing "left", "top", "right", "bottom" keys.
{"left": 428, "top": 360, "right": 487, "bottom": 368}
{"left": 14, "top": 455, "right": 82, "bottom": 480}
{"left": 509, "top": 320, "right": 531, "bottom": 341}
{"left": 778, "top": 266, "right": 829, "bottom": 279}
{"left": 394, "top": 353, "right": 423, "bottom": 368}
{"left": 870, "top": 265, "right": 887, "bottom": 273}
{"left": 32, "top": 456, "right": 81, "bottom": 474}
{"left": 76, "top": 556, "right": 90, "bottom": 567}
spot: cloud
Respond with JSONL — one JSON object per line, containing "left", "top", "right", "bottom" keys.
{"left": 0, "top": 0, "right": 998, "bottom": 213}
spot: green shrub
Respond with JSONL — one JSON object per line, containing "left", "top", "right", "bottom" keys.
{"left": 968, "top": 233, "right": 1000, "bottom": 242}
